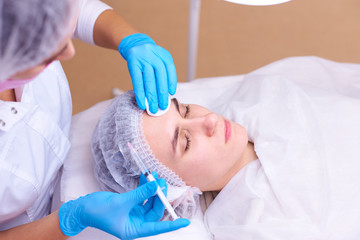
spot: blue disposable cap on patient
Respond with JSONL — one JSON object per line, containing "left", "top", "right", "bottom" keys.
{"left": 145, "top": 95, "right": 171, "bottom": 117}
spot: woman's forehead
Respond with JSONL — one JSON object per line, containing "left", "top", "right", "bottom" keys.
{"left": 142, "top": 104, "right": 178, "bottom": 159}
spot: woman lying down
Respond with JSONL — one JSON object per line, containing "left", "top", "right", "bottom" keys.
{"left": 91, "top": 64, "right": 360, "bottom": 239}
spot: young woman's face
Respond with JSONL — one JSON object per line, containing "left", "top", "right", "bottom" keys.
{"left": 142, "top": 98, "right": 249, "bottom": 191}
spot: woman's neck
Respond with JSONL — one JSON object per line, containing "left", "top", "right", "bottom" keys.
{"left": 243, "top": 142, "right": 258, "bottom": 165}
{"left": 232, "top": 141, "right": 258, "bottom": 175}
{"left": 210, "top": 142, "right": 258, "bottom": 191}
{"left": 0, "top": 89, "right": 16, "bottom": 101}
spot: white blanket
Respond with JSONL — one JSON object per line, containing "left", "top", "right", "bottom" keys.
{"left": 205, "top": 56, "right": 360, "bottom": 239}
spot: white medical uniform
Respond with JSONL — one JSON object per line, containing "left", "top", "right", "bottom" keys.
{"left": 0, "top": 0, "right": 111, "bottom": 230}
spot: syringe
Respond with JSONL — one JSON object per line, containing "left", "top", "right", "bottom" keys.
{"left": 127, "top": 142, "right": 179, "bottom": 220}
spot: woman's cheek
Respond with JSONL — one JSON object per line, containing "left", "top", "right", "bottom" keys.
{"left": 176, "top": 158, "right": 200, "bottom": 182}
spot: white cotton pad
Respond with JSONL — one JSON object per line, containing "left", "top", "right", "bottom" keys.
{"left": 145, "top": 95, "right": 171, "bottom": 117}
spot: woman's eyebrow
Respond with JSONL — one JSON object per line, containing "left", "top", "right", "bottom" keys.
{"left": 171, "top": 98, "right": 181, "bottom": 154}
{"left": 172, "top": 98, "right": 180, "bottom": 114}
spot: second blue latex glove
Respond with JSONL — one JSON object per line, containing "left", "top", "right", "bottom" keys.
{"left": 58, "top": 174, "right": 190, "bottom": 239}
{"left": 118, "top": 33, "right": 177, "bottom": 114}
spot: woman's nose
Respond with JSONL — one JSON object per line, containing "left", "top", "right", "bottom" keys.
{"left": 192, "top": 113, "right": 218, "bottom": 137}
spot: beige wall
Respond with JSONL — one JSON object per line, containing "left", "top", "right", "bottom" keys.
{"left": 62, "top": 0, "right": 360, "bottom": 114}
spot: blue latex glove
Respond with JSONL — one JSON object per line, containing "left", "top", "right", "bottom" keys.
{"left": 58, "top": 173, "right": 190, "bottom": 239}
{"left": 118, "top": 33, "right": 177, "bottom": 114}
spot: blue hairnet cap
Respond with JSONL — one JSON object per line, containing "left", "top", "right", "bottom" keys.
{"left": 91, "top": 90, "right": 201, "bottom": 219}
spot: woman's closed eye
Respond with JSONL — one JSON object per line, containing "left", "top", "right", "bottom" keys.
{"left": 183, "top": 105, "right": 192, "bottom": 152}
{"left": 185, "top": 132, "right": 191, "bottom": 151}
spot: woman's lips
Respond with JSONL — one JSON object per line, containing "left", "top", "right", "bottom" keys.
{"left": 224, "top": 119, "right": 231, "bottom": 143}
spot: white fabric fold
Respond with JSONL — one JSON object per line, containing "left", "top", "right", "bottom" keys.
{"left": 205, "top": 56, "right": 360, "bottom": 239}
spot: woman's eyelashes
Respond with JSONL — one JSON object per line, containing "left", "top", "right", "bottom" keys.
{"left": 185, "top": 132, "right": 191, "bottom": 151}
{"left": 179, "top": 104, "right": 192, "bottom": 152}
{"left": 185, "top": 105, "right": 190, "bottom": 118}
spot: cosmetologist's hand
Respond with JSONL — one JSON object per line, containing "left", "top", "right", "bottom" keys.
{"left": 118, "top": 33, "right": 177, "bottom": 114}
{"left": 58, "top": 173, "right": 190, "bottom": 239}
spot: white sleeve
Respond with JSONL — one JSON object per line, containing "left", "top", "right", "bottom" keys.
{"left": 73, "top": 0, "right": 113, "bottom": 45}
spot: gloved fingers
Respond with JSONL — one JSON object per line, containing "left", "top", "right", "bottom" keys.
{"left": 141, "top": 172, "right": 159, "bottom": 211}
{"left": 144, "top": 178, "right": 167, "bottom": 221}
{"left": 152, "top": 171, "right": 159, "bottom": 179}
{"left": 128, "top": 60, "right": 146, "bottom": 110}
{"left": 142, "top": 195, "right": 154, "bottom": 212}
{"left": 157, "top": 47, "right": 177, "bottom": 95}
{"left": 155, "top": 177, "right": 167, "bottom": 196}
{"left": 138, "top": 173, "right": 147, "bottom": 187}
{"left": 129, "top": 181, "right": 158, "bottom": 206}
{"left": 166, "top": 62, "right": 177, "bottom": 96}
{"left": 151, "top": 57, "right": 168, "bottom": 110}
{"left": 139, "top": 171, "right": 159, "bottom": 188}
{"left": 143, "top": 64, "right": 158, "bottom": 114}
{"left": 143, "top": 177, "right": 166, "bottom": 215}
{"left": 137, "top": 174, "right": 154, "bottom": 208}
{"left": 137, "top": 218, "right": 191, "bottom": 238}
